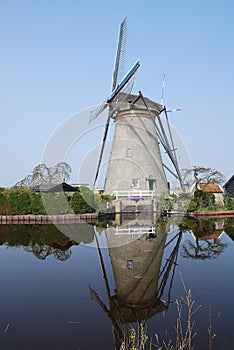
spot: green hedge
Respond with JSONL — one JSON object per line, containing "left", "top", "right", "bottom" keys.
{"left": 0, "top": 189, "right": 96, "bottom": 215}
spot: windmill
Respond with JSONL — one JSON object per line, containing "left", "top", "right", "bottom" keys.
{"left": 90, "top": 17, "right": 185, "bottom": 196}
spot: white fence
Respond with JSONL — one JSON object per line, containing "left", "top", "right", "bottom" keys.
{"left": 114, "top": 226, "right": 155, "bottom": 236}
{"left": 113, "top": 190, "right": 155, "bottom": 199}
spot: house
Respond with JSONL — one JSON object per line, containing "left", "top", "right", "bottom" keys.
{"left": 33, "top": 182, "right": 78, "bottom": 196}
{"left": 223, "top": 175, "right": 234, "bottom": 197}
{"left": 198, "top": 183, "right": 224, "bottom": 207}
{"left": 192, "top": 183, "right": 224, "bottom": 207}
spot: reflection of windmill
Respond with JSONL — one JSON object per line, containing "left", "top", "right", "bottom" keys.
{"left": 89, "top": 221, "right": 182, "bottom": 349}
{"left": 90, "top": 18, "right": 185, "bottom": 195}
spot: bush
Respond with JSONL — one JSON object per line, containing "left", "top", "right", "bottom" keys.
{"left": 41, "top": 192, "right": 71, "bottom": 215}
{"left": 30, "top": 193, "right": 46, "bottom": 214}
{"left": 187, "top": 200, "right": 198, "bottom": 212}
{"left": 193, "top": 190, "right": 215, "bottom": 209}
{"left": 6, "top": 192, "right": 31, "bottom": 215}
{"left": 0, "top": 192, "right": 9, "bottom": 214}
{"left": 70, "top": 192, "right": 95, "bottom": 214}
{"left": 224, "top": 193, "right": 234, "bottom": 210}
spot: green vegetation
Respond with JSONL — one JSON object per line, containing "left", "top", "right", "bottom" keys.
{"left": 186, "top": 190, "right": 216, "bottom": 212}
{"left": 70, "top": 192, "right": 95, "bottom": 214}
{"left": 0, "top": 186, "right": 114, "bottom": 215}
{"left": 121, "top": 274, "right": 215, "bottom": 350}
{"left": 223, "top": 193, "right": 234, "bottom": 210}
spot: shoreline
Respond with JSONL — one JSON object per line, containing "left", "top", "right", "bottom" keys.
{"left": 192, "top": 210, "right": 234, "bottom": 217}
{"left": 0, "top": 213, "right": 98, "bottom": 224}
{"left": 0, "top": 210, "right": 234, "bottom": 224}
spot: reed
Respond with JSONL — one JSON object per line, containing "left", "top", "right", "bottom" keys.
{"left": 120, "top": 273, "right": 215, "bottom": 350}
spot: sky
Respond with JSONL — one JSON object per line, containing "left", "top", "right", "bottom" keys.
{"left": 1, "top": 0, "right": 234, "bottom": 187}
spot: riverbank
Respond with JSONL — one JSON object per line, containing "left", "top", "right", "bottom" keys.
{"left": 0, "top": 213, "right": 98, "bottom": 224}
{"left": 193, "top": 210, "right": 234, "bottom": 217}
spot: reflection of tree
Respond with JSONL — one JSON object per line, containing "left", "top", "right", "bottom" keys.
{"left": 182, "top": 238, "right": 227, "bottom": 260}
{"left": 24, "top": 243, "right": 72, "bottom": 261}
{"left": 0, "top": 223, "right": 95, "bottom": 261}
{"left": 0, "top": 224, "right": 78, "bottom": 261}
{"left": 180, "top": 217, "right": 228, "bottom": 260}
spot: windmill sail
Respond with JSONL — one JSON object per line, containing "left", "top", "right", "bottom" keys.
{"left": 89, "top": 60, "right": 140, "bottom": 123}
{"left": 112, "top": 17, "right": 127, "bottom": 91}
{"left": 107, "top": 60, "right": 140, "bottom": 103}
{"left": 92, "top": 61, "right": 140, "bottom": 189}
{"left": 129, "top": 92, "right": 184, "bottom": 188}
{"left": 89, "top": 17, "right": 127, "bottom": 124}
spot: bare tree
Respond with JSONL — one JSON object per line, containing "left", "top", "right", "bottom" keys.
{"left": 15, "top": 162, "right": 71, "bottom": 187}
{"left": 186, "top": 166, "right": 225, "bottom": 190}
{"left": 50, "top": 161, "right": 71, "bottom": 183}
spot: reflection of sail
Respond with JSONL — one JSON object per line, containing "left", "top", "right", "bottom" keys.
{"left": 90, "top": 219, "right": 182, "bottom": 349}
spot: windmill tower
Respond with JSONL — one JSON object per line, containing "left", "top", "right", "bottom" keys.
{"left": 104, "top": 93, "right": 168, "bottom": 196}
{"left": 90, "top": 18, "right": 184, "bottom": 197}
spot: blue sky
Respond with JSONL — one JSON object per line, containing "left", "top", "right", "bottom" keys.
{"left": 1, "top": 0, "right": 234, "bottom": 187}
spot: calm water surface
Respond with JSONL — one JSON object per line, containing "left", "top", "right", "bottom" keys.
{"left": 0, "top": 217, "right": 233, "bottom": 349}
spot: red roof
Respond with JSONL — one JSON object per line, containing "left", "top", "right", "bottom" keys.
{"left": 198, "top": 230, "right": 223, "bottom": 241}
{"left": 199, "top": 183, "right": 223, "bottom": 193}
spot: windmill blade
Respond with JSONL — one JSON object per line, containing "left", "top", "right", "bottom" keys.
{"left": 92, "top": 61, "right": 140, "bottom": 188}
{"left": 160, "top": 74, "right": 181, "bottom": 113}
{"left": 164, "top": 108, "right": 179, "bottom": 168}
{"left": 166, "top": 108, "right": 181, "bottom": 113}
{"left": 140, "top": 92, "right": 184, "bottom": 188}
{"left": 89, "top": 100, "right": 108, "bottom": 123}
{"left": 89, "top": 60, "right": 140, "bottom": 124}
{"left": 90, "top": 17, "right": 127, "bottom": 124}
{"left": 93, "top": 112, "right": 112, "bottom": 189}
{"left": 112, "top": 17, "right": 127, "bottom": 91}
{"left": 160, "top": 74, "right": 166, "bottom": 105}
{"left": 108, "top": 60, "right": 140, "bottom": 103}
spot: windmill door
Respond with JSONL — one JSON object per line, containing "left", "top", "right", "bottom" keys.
{"left": 148, "top": 176, "right": 156, "bottom": 191}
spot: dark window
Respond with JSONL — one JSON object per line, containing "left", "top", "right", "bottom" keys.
{"left": 126, "top": 148, "right": 132, "bottom": 157}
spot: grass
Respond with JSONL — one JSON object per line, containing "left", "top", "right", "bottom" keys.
{"left": 119, "top": 273, "right": 216, "bottom": 350}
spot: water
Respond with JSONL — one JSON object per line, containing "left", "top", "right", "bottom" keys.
{"left": 0, "top": 218, "right": 233, "bottom": 349}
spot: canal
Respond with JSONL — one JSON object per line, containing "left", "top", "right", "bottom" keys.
{"left": 0, "top": 216, "right": 233, "bottom": 349}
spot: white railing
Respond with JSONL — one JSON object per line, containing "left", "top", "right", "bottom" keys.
{"left": 113, "top": 190, "right": 155, "bottom": 199}
{"left": 114, "top": 226, "right": 155, "bottom": 236}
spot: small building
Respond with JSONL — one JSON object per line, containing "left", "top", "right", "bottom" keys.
{"left": 223, "top": 175, "right": 234, "bottom": 197}
{"left": 33, "top": 182, "right": 78, "bottom": 196}
{"left": 197, "top": 183, "right": 224, "bottom": 207}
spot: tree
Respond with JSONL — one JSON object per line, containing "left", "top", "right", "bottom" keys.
{"left": 15, "top": 162, "right": 72, "bottom": 187}
{"left": 31, "top": 164, "right": 50, "bottom": 186}
{"left": 50, "top": 162, "right": 71, "bottom": 183}
{"left": 190, "top": 166, "right": 225, "bottom": 189}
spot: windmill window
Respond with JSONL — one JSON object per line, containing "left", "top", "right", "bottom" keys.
{"left": 126, "top": 148, "right": 132, "bottom": 157}
{"left": 131, "top": 178, "right": 139, "bottom": 188}
{"left": 127, "top": 260, "right": 133, "bottom": 269}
